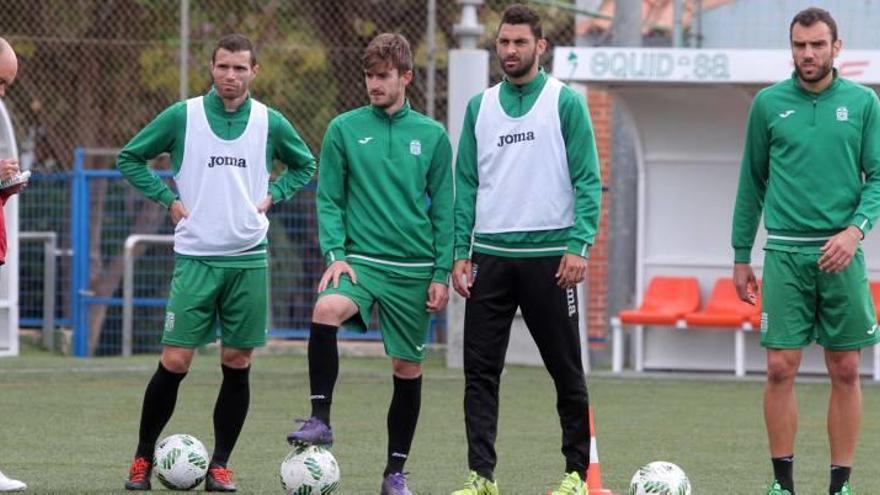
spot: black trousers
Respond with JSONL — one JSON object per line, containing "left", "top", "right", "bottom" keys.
{"left": 463, "top": 252, "right": 590, "bottom": 477}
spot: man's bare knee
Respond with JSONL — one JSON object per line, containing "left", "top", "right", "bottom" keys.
{"left": 766, "top": 352, "right": 800, "bottom": 385}
{"left": 392, "top": 358, "right": 422, "bottom": 379}
{"left": 827, "top": 352, "right": 861, "bottom": 386}
{"left": 312, "top": 296, "right": 356, "bottom": 326}
{"left": 161, "top": 346, "right": 195, "bottom": 373}
{"left": 221, "top": 348, "right": 253, "bottom": 369}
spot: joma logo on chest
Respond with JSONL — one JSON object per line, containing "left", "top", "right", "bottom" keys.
{"left": 497, "top": 131, "right": 535, "bottom": 147}
{"left": 207, "top": 156, "right": 247, "bottom": 168}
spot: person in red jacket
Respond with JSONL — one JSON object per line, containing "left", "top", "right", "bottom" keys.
{"left": 0, "top": 36, "right": 27, "bottom": 493}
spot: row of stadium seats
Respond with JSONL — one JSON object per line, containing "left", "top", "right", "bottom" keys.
{"left": 610, "top": 277, "right": 880, "bottom": 379}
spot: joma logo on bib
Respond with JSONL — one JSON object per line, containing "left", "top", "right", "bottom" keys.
{"left": 207, "top": 156, "right": 247, "bottom": 168}
{"left": 497, "top": 131, "right": 535, "bottom": 147}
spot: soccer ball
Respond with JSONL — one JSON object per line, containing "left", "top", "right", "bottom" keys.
{"left": 154, "top": 434, "right": 209, "bottom": 490}
{"left": 280, "top": 444, "right": 340, "bottom": 494}
{"left": 629, "top": 461, "right": 691, "bottom": 495}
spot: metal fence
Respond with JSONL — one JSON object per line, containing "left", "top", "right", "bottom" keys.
{"left": 19, "top": 174, "right": 73, "bottom": 336}
{"left": 1, "top": 0, "right": 453, "bottom": 165}
{"left": 7, "top": 0, "right": 578, "bottom": 356}
{"left": 0, "top": 1, "right": 577, "bottom": 163}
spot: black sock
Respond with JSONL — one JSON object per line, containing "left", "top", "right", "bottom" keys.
{"left": 135, "top": 363, "right": 187, "bottom": 459}
{"left": 384, "top": 375, "right": 422, "bottom": 476}
{"left": 772, "top": 455, "right": 795, "bottom": 493}
{"left": 210, "top": 365, "right": 251, "bottom": 467}
{"left": 829, "top": 465, "right": 851, "bottom": 494}
{"left": 308, "top": 323, "right": 338, "bottom": 425}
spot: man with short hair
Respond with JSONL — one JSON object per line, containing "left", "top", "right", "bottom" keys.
{"left": 450, "top": 4, "right": 601, "bottom": 495}
{"left": 119, "top": 33, "right": 315, "bottom": 492}
{"left": 732, "top": 8, "right": 880, "bottom": 495}
{"left": 0, "top": 36, "right": 28, "bottom": 494}
{"left": 286, "top": 32, "right": 453, "bottom": 495}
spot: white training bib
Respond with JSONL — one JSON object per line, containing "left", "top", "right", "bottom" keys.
{"left": 473, "top": 76, "right": 573, "bottom": 233}
{"left": 174, "top": 96, "right": 270, "bottom": 256}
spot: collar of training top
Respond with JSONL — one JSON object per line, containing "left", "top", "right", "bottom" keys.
{"left": 369, "top": 98, "right": 412, "bottom": 121}
{"left": 502, "top": 67, "right": 547, "bottom": 96}
{"left": 205, "top": 86, "right": 252, "bottom": 115}
{"left": 790, "top": 67, "right": 842, "bottom": 99}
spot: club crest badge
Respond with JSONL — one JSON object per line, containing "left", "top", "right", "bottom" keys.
{"left": 409, "top": 139, "right": 422, "bottom": 156}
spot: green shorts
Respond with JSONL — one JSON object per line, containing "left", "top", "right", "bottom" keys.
{"left": 162, "top": 258, "right": 268, "bottom": 349}
{"left": 320, "top": 262, "right": 432, "bottom": 362}
{"left": 760, "top": 248, "right": 879, "bottom": 350}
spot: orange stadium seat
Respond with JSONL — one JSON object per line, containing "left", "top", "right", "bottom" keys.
{"left": 617, "top": 277, "right": 701, "bottom": 325}
{"left": 612, "top": 277, "right": 700, "bottom": 373}
{"left": 684, "top": 278, "right": 760, "bottom": 328}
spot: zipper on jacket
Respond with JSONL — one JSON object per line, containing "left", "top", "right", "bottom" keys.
{"left": 387, "top": 117, "right": 392, "bottom": 158}
{"left": 811, "top": 99, "right": 817, "bottom": 126}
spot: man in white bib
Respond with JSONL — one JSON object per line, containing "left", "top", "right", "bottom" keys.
{"left": 450, "top": 4, "right": 602, "bottom": 495}
{"left": 118, "top": 34, "right": 315, "bottom": 492}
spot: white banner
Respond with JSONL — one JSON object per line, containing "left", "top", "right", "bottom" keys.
{"left": 552, "top": 47, "right": 880, "bottom": 85}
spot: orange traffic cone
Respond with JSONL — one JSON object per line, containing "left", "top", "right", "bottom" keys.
{"left": 585, "top": 407, "right": 613, "bottom": 494}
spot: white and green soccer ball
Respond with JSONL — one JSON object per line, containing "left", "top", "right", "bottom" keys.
{"left": 280, "top": 444, "right": 340, "bottom": 495}
{"left": 154, "top": 433, "right": 209, "bottom": 490}
{"left": 629, "top": 461, "right": 691, "bottom": 495}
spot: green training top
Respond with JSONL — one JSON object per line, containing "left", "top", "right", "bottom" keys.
{"left": 732, "top": 71, "right": 880, "bottom": 263}
{"left": 316, "top": 101, "right": 454, "bottom": 284}
{"left": 454, "top": 68, "right": 602, "bottom": 260}
{"left": 117, "top": 88, "right": 317, "bottom": 268}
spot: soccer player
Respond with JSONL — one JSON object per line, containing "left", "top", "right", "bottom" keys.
{"left": 732, "top": 8, "right": 880, "bottom": 495}
{"left": 285, "top": 33, "right": 453, "bottom": 495}
{"left": 0, "top": 36, "right": 27, "bottom": 494}
{"left": 449, "top": 4, "right": 601, "bottom": 495}
{"left": 119, "top": 34, "right": 315, "bottom": 491}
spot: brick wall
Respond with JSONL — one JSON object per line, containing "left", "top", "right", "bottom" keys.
{"left": 586, "top": 88, "right": 612, "bottom": 347}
